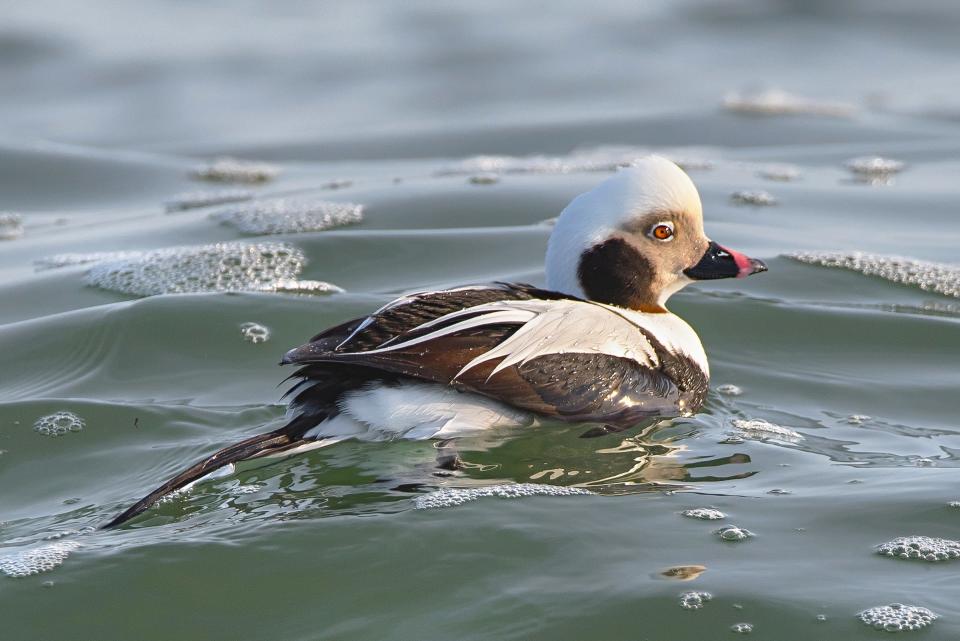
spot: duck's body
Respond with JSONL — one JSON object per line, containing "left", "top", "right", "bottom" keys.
{"left": 105, "top": 157, "right": 765, "bottom": 528}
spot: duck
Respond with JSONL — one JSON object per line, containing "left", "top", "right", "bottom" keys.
{"left": 104, "top": 155, "right": 766, "bottom": 528}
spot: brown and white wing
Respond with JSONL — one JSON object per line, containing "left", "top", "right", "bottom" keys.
{"left": 283, "top": 297, "right": 683, "bottom": 425}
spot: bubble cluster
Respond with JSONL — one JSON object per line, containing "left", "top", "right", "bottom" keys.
{"left": 715, "top": 384, "right": 743, "bottom": 396}
{"left": 0, "top": 541, "right": 80, "bottom": 578}
{"left": 729, "top": 622, "right": 754, "bottom": 634}
{"left": 722, "top": 88, "right": 855, "bottom": 117}
{"left": 682, "top": 508, "right": 726, "bottom": 520}
{"left": 731, "top": 418, "right": 803, "bottom": 443}
{"left": 730, "top": 190, "right": 777, "bottom": 206}
{"left": 877, "top": 536, "right": 960, "bottom": 562}
{"left": 0, "top": 212, "right": 23, "bottom": 240}
{"left": 679, "top": 591, "right": 712, "bottom": 610}
{"left": 757, "top": 164, "right": 801, "bottom": 181}
{"left": 845, "top": 156, "right": 905, "bottom": 175}
{"left": 191, "top": 157, "right": 279, "bottom": 183}
{"left": 413, "top": 484, "right": 592, "bottom": 509}
{"left": 35, "top": 250, "right": 144, "bottom": 270}
{"left": 240, "top": 322, "right": 270, "bottom": 344}
{"left": 788, "top": 251, "right": 960, "bottom": 298}
{"left": 949, "top": 501, "right": 960, "bottom": 509}
{"left": 81, "top": 241, "right": 340, "bottom": 297}
{"left": 716, "top": 525, "right": 754, "bottom": 542}
{"left": 858, "top": 604, "right": 938, "bottom": 632}
{"left": 164, "top": 189, "right": 253, "bottom": 212}
{"left": 212, "top": 199, "right": 363, "bottom": 235}
{"left": 847, "top": 414, "right": 871, "bottom": 425}
{"left": 33, "top": 411, "right": 85, "bottom": 437}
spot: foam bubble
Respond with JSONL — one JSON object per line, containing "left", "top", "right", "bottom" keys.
{"left": 716, "top": 525, "right": 754, "bottom": 542}
{"left": 682, "top": 508, "right": 726, "bottom": 520}
{"left": 0, "top": 212, "right": 23, "bottom": 240}
{"left": 858, "top": 604, "right": 938, "bottom": 632}
{"left": 847, "top": 414, "right": 871, "bottom": 425}
{"left": 35, "top": 250, "right": 144, "bottom": 270}
{"left": 413, "top": 483, "right": 592, "bottom": 509}
{"left": 679, "top": 591, "right": 712, "bottom": 610}
{"left": 164, "top": 189, "right": 254, "bottom": 212}
{"left": 877, "top": 536, "right": 960, "bottom": 562}
{"left": 730, "top": 190, "right": 777, "bottom": 206}
{"left": 949, "top": 501, "right": 960, "bottom": 509}
{"left": 240, "top": 322, "right": 270, "bottom": 344}
{"left": 436, "top": 147, "right": 713, "bottom": 177}
{"left": 34, "top": 411, "right": 85, "bottom": 437}
{"left": 212, "top": 199, "right": 363, "bottom": 235}
{"left": 788, "top": 251, "right": 960, "bottom": 299}
{"left": 845, "top": 156, "right": 905, "bottom": 175}
{"left": 730, "top": 623, "right": 754, "bottom": 634}
{"left": 0, "top": 541, "right": 80, "bottom": 578}
{"left": 722, "top": 88, "right": 855, "bottom": 117}
{"left": 731, "top": 419, "right": 803, "bottom": 443}
{"left": 715, "top": 384, "right": 743, "bottom": 396}
{"left": 81, "top": 241, "right": 341, "bottom": 297}
{"left": 191, "top": 157, "right": 279, "bottom": 183}
{"left": 757, "top": 164, "right": 801, "bottom": 182}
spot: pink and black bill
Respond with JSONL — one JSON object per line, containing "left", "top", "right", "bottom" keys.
{"left": 684, "top": 241, "right": 767, "bottom": 280}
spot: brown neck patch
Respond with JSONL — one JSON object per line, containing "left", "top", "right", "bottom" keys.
{"left": 577, "top": 238, "right": 666, "bottom": 312}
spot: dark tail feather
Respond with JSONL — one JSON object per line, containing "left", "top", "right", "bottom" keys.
{"left": 103, "top": 418, "right": 314, "bottom": 529}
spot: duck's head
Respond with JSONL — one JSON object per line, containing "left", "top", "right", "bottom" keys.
{"left": 545, "top": 156, "right": 767, "bottom": 312}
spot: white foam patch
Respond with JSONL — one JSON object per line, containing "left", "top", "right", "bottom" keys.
{"left": 0, "top": 212, "right": 23, "bottom": 240}
{"left": 730, "top": 190, "right": 777, "bottom": 206}
{"left": 716, "top": 525, "right": 754, "bottom": 542}
{"left": 414, "top": 483, "right": 592, "bottom": 509}
{"left": 34, "top": 411, "right": 85, "bottom": 437}
{"left": 731, "top": 419, "right": 803, "bottom": 443}
{"left": 682, "top": 508, "right": 726, "bottom": 520}
{"left": 730, "top": 623, "right": 754, "bottom": 634}
{"left": 0, "top": 541, "right": 80, "bottom": 578}
{"left": 35, "top": 250, "right": 144, "bottom": 270}
{"left": 757, "top": 164, "right": 801, "bottom": 181}
{"left": 715, "top": 384, "right": 743, "bottom": 396}
{"left": 212, "top": 199, "right": 363, "bottom": 235}
{"left": 240, "top": 322, "right": 270, "bottom": 344}
{"left": 722, "top": 88, "right": 856, "bottom": 117}
{"left": 858, "top": 604, "right": 938, "bottom": 632}
{"left": 845, "top": 156, "right": 905, "bottom": 175}
{"left": 435, "top": 146, "right": 714, "bottom": 177}
{"left": 164, "top": 189, "right": 254, "bottom": 212}
{"left": 76, "top": 241, "right": 341, "bottom": 297}
{"left": 877, "top": 536, "right": 960, "bottom": 562}
{"left": 679, "top": 591, "right": 712, "bottom": 610}
{"left": 191, "top": 157, "right": 279, "bottom": 183}
{"left": 788, "top": 251, "right": 960, "bottom": 298}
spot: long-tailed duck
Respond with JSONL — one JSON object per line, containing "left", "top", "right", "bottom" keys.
{"left": 105, "top": 156, "right": 766, "bottom": 527}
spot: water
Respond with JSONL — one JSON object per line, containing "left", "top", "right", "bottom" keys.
{"left": 2, "top": 1, "right": 960, "bottom": 639}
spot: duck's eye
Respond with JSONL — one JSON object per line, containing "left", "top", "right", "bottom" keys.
{"left": 650, "top": 222, "right": 675, "bottom": 241}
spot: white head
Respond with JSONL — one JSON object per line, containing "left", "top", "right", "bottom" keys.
{"left": 545, "top": 156, "right": 766, "bottom": 312}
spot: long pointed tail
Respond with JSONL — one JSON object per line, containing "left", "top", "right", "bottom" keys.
{"left": 103, "top": 420, "right": 312, "bottom": 529}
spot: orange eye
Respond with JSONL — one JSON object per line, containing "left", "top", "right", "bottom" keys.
{"left": 651, "top": 223, "right": 674, "bottom": 241}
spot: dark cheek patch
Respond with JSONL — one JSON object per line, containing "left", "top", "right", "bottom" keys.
{"left": 577, "top": 238, "right": 657, "bottom": 310}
